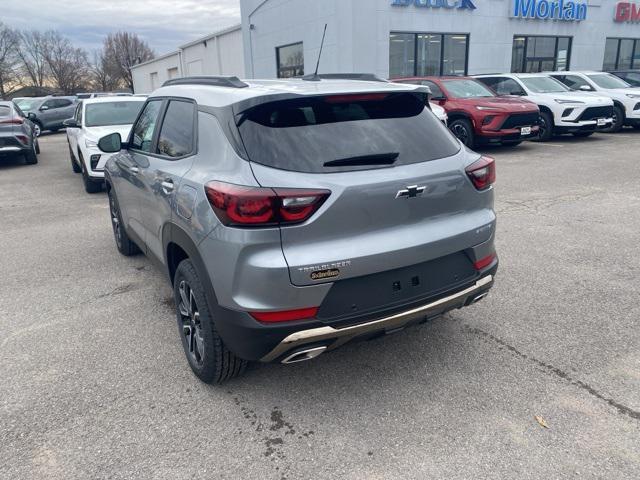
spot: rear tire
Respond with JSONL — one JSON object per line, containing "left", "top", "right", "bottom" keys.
{"left": 35, "top": 139, "right": 40, "bottom": 154}
{"left": 33, "top": 122, "right": 42, "bottom": 137}
{"left": 24, "top": 144, "right": 38, "bottom": 165}
{"left": 108, "top": 189, "right": 140, "bottom": 256}
{"left": 174, "top": 259, "right": 247, "bottom": 384}
{"left": 604, "top": 105, "right": 624, "bottom": 133}
{"left": 572, "top": 131, "right": 594, "bottom": 138}
{"left": 534, "top": 111, "right": 554, "bottom": 142}
{"left": 449, "top": 118, "right": 475, "bottom": 149}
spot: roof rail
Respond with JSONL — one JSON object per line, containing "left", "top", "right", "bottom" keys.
{"left": 162, "top": 76, "right": 249, "bottom": 89}
{"left": 302, "top": 73, "right": 388, "bottom": 83}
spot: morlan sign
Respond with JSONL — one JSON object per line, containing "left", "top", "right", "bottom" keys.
{"left": 511, "top": 0, "right": 588, "bottom": 21}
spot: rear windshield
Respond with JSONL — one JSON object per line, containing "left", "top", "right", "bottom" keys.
{"left": 0, "top": 105, "right": 11, "bottom": 117}
{"left": 85, "top": 101, "right": 144, "bottom": 127}
{"left": 237, "top": 92, "right": 460, "bottom": 173}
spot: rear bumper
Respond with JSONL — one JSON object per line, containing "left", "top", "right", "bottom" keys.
{"left": 214, "top": 262, "right": 497, "bottom": 363}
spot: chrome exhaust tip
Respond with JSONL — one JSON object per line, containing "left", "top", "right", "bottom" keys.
{"left": 281, "top": 346, "right": 327, "bottom": 364}
{"left": 471, "top": 292, "right": 489, "bottom": 304}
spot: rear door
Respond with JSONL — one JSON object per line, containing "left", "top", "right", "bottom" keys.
{"left": 67, "top": 102, "right": 82, "bottom": 153}
{"left": 136, "top": 99, "right": 197, "bottom": 261}
{"left": 240, "top": 92, "right": 495, "bottom": 288}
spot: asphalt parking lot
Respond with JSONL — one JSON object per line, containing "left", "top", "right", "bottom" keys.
{"left": 1, "top": 131, "right": 639, "bottom": 480}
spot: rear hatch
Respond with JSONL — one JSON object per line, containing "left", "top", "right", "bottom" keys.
{"left": 238, "top": 91, "right": 495, "bottom": 296}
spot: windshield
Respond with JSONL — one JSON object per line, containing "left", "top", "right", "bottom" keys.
{"left": 587, "top": 73, "right": 631, "bottom": 89}
{"left": 85, "top": 101, "right": 144, "bottom": 127}
{"left": 14, "top": 98, "right": 40, "bottom": 111}
{"left": 238, "top": 92, "right": 460, "bottom": 173}
{"left": 442, "top": 79, "right": 494, "bottom": 98}
{"left": 520, "top": 76, "right": 569, "bottom": 93}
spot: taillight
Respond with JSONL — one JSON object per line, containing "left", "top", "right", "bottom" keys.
{"left": 15, "top": 135, "right": 29, "bottom": 145}
{"left": 0, "top": 117, "right": 24, "bottom": 125}
{"left": 474, "top": 253, "right": 496, "bottom": 270}
{"left": 250, "top": 307, "right": 319, "bottom": 323}
{"left": 466, "top": 156, "right": 496, "bottom": 191}
{"left": 204, "top": 181, "right": 330, "bottom": 227}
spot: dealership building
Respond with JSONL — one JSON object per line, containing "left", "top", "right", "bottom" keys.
{"left": 132, "top": 1, "right": 640, "bottom": 92}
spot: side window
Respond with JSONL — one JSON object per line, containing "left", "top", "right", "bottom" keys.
{"left": 42, "top": 99, "right": 56, "bottom": 109}
{"left": 58, "top": 99, "right": 73, "bottom": 108}
{"left": 422, "top": 81, "right": 445, "bottom": 99}
{"left": 555, "top": 75, "right": 592, "bottom": 91}
{"left": 492, "top": 78, "right": 526, "bottom": 96}
{"left": 75, "top": 102, "right": 83, "bottom": 123}
{"left": 130, "top": 100, "right": 163, "bottom": 153}
{"left": 156, "top": 100, "right": 195, "bottom": 158}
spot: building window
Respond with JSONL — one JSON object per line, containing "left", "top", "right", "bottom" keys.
{"left": 389, "top": 33, "right": 469, "bottom": 78}
{"left": 276, "top": 42, "right": 304, "bottom": 78}
{"left": 603, "top": 38, "right": 640, "bottom": 70}
{"left": 511, "top": 36, "right": 572, "bottom": 73}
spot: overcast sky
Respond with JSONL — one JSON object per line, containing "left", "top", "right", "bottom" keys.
{"left": 2, "top": 0, "right": 241, "bottom": 55}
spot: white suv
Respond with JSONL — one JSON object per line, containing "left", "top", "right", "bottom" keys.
{"left": 65, "top": 97, "right": 145, "bottom": 193}
{"left": 547, "top": 71, "right": 640, "bottom": 132}
{"left": 474, "top": 73, "right": 613, "bottom": 141}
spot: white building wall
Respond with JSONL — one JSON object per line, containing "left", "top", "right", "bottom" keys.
{"left": 131, "top": 26, "right": 245, "bottom": 93}
{"left": 240, "top": 0, "right": 640, "bottom": 79}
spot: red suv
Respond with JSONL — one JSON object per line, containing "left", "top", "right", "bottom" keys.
{"left": 393, "top": 76, "right": 540, "bottom": 149}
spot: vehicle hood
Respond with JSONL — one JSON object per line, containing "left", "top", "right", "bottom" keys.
{"left": 546, "top": 91, "right": 613, "bottom": 105}
{"left": 457, "top": 96, "right": 538, "bottom": 112}
{"left": 598, "top": 87, "right": 640, "bottom": 97}
{"left": 84, "top": 125, "right": 133, "bottom": 142}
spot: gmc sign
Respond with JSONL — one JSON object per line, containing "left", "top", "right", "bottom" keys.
{"left": 615, "top": 1, "right": 640, "bottom": 22}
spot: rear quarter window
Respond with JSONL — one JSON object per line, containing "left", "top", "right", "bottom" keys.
{"left": 238, "top": 92, "right": 459, "bottom": 173}
{"left": 0, "top": 105, "right": 11, "bottom": 117}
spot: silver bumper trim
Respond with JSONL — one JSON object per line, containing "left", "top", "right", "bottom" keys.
{"left": 0, "top": 146, "right": 22, "bottom": 152}
{"left": 261, "top": 275, "right": 493, "bottom": 362}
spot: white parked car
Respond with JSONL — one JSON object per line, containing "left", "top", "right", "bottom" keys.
{"left": 474, "top": 73, "right": 614, "bottom": 141}
{"left": 546, "top": 71, "right": 640, "bottom": 132}
{"left": 65, "top": 97, "right": 145, "bottom": 193}
{"left": 430, "top": 102, "right": 448, "bottom": 125}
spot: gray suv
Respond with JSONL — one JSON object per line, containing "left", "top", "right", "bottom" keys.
{"left": 98, "top": 76, "right": 498, "bottom": 384}
{"left": 14, "top": 96, "right": 77, "bottom": 136}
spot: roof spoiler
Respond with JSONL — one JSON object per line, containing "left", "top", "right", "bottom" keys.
{"left": 162, "top": 76, "right": 249, "bottom": 89}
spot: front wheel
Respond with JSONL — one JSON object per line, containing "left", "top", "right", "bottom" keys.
{"left": 604, "top": 106, "right": 624, "bottom": 133}
{"left": 33, "top": 122, "right": 42, "bottom": 137}
{"left": 449, "top": 118, "right": 475, "bottom": 149}
{"left": 69, "top": 146, "right": 81, "bottom": 173}
{"left": 174, "top": 259, "right": 247, "bottom": 384}
{"left": 534, "top": 112, "right": 554, "bottom": 142}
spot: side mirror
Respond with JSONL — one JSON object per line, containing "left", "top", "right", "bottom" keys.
{"left": 579, "top": 85, "right": 592, "bottom": 92}
{"left": 63, "top": 118, "right": 79, "bottom": 128}
{"left": 98, "top": 133, "right": 123, "bottom": 153}
{"left": 39, "top": 105, "right": 49, "bottom": 111}
{"left": 27, "top": 112, "right": 36, "bottom": 120}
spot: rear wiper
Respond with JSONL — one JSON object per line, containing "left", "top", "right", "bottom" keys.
{"left": 323, "top": 152, "right": 399, "bottom": 168}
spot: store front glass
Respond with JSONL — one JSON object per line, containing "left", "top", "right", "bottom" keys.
{"left": 390, "top": 32, "right": 469, "bottom": 78}
{"left": 511, "top": 36, "right": 572, "bottom": 73}
{"left": 603, "top": 38, "right": 640, "bottom": 70}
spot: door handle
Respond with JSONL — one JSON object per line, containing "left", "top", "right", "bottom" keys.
{"left": 161, "top": 179, "right": 174, "bottom": 194}
{"left": 129, "top": 166, "right": 140, "bottom": 174}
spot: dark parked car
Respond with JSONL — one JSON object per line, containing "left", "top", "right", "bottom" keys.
{"left": 0, "top": 101, "right": 39, "bottom": 164}
{"left": 13, "top": 96, "right": 77, "bottom": 136}
{"left": 608, "top": 70, "right": 640, "bottom": 87}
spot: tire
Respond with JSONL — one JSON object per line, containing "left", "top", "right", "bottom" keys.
{"left": 572, "top": 131, "right": 594, "bottom": 138}
{"left": 604, "top": 105, "right": 625, "bottom": 133}
{"left": 534, "top": 111, "right": 554, "bottom": 142}
{"left": 174, "top": 259, "right": 247, "bottom": 384}
{"left": 108, "top": 188, "right": 140, "bottom": 256}
{"left": 449, "top": 118, "right": 475, "bottom": 149}
{"left": 33, "top": 122, "right": 42, "bottom": 137}
{"left": 35, "top": 139, "right": 40, "bottom": 154}
{"left": 502, "top": 141, "right": 522, "bottom": 148}
{"left": 69, "top": 146, "right": 81, "bottom": 173}
{"left": 24, "top": 143, "right": 38, "bottom": 165}
{"left": 80, "top": 152, "right": 102, "bottom": 193}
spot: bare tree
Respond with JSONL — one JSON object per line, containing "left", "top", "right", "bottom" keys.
{"left": 18, "top": 30, "right": 49, "bottom": 88}
{"left": 104, "top": 32, "right": 154, "bottom": 91}
{"left": 43, "top": 31, "right": 90, "bottom": 94}
{"left": 0, "top": 22, "right": 20, "bottom": 97}
{"left": 90, "top": 49, "right": 121, "bottom": 92}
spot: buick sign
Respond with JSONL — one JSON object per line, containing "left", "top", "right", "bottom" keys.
{"left": 391, "top": 0, "right": 477, "bottom": 10}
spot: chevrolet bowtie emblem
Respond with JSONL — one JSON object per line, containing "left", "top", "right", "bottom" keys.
{"left": 396, "top": 185, "right": 427, "bottom": 199}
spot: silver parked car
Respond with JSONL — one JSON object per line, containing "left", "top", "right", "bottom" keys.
{"left": 98, "top": 76, "right": 498, "bottom": 384}
{"left": 14, "top": 96, "right": 77, "bottom": 136}
{"left": 0, "top": 101, "right": 39, "bottom": 164}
